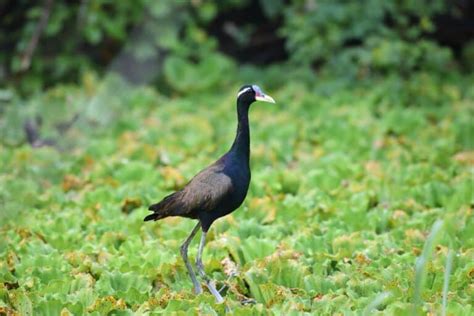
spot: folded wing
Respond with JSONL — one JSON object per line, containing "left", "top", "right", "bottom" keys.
{"left": 145, "top": 163, "right": 233, "bottom": 221}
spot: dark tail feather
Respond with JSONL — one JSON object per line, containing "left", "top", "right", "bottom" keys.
{"left": 144, "top": 203, "right": 167, "bottom": 221}
{"left": 144, "top": 193, "right": 179, "bottom": 221}
{"left": 144, "top": 212, "right": 165, "bottom": 221}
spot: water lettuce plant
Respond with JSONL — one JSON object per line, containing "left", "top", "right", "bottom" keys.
{"left": 0, "top": 72, "right": 473, "bottom": 314}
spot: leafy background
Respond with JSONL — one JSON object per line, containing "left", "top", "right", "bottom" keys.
{"left": 0, "top": 0, "right": 473, "bottom": 315}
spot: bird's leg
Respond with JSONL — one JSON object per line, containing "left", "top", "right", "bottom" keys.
{"left": 196, "top": 231, "right": 224, "bottom": 303}
{"left": 180, "top": 222, "right": 202, "bottom": 294}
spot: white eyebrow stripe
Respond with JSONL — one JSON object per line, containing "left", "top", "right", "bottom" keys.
{"left": 237, "top": 87, "right": 251, "bottom": 98}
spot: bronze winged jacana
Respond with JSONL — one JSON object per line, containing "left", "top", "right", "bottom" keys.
{"left": 144, "top": 85, "right": 275, "bottom": 302}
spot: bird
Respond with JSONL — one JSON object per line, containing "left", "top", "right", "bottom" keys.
{"left": 144, "top": 85, "right": 275, "bottom": 302}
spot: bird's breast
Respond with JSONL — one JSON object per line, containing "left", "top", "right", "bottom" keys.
{"left": 222, "top": 163, "right": 250, "bottom": 210}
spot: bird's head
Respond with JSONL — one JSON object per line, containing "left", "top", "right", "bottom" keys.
{"left": 237, "top": 85, "right": 275, "bottom": 105}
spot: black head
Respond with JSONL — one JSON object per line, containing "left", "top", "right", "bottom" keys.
{"left": 237, "top": 84, "right": 275, "bottom": 105}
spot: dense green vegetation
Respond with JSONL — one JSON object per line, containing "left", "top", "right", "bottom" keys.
{"left": 1, "top": 0, "right": 473, "bottom": 315}
{"left": 1, "top": 70, "right": 473, "bottom": 314}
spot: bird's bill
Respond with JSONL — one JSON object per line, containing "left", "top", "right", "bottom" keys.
{"left": 255, "top": 92, "right": 275, "bottom": 104}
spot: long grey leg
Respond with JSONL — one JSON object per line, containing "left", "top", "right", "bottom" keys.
{"left": 196, "top": 231, "right": 224, "bottom": 303}
{"left": 180, "top": 222, "right": 202, "bottom": 294}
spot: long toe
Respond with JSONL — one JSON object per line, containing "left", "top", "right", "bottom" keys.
{"left": 241, "top": 298, "right": 256, "bottom": 305}
{"left": 206, "top": 280, "right": 224, "bottom": 303}
{"left": 218, "top": 283, "right": 227, "bottom": 294}
{"left": 218, "top": 271, "right": 238, "bottom": 293}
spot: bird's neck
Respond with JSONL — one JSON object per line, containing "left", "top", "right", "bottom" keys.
{"left": 230, "top": 101, "right": 250, "bottom": 161}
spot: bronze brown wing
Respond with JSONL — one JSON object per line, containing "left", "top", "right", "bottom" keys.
{"left": 145, "top": 162, "right": 233, "bottom": 221}
{"left": 180, "top": 164, "right": 233, "bottom": 214}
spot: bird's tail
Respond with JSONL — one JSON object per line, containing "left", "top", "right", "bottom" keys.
{"left": 144, "top": 193, "right": 179, "bottom": 221}
{"left": 143, "top": 211, "right": 166, "bottom": 221}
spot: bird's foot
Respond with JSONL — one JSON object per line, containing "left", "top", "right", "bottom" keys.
{"left": 218, "top": 283, "right": 228, "bottom": 294}
{"left": 205, "top": 280, "right": 225, "bottom": 303}
{"left": 240, "top": 298, "right": 256, "bottom": 305}
{"left": 218, "top": 272, "right": 238, "bottom": 294}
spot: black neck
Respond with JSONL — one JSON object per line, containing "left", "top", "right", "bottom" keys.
{"left": 230, "top": 100, "right": 251, "bottom": 160}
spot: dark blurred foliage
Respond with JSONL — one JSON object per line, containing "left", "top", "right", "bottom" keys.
{"left": 0, "top": 0, "right": 473, "bottom": 94}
